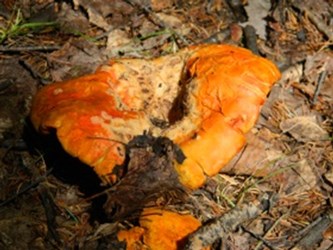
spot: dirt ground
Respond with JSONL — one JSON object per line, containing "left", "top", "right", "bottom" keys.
{"left": 0, "top": 0, "right": 332, "bottom": 249}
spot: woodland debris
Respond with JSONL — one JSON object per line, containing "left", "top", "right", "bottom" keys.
{"left": 291, "top": 210, "right": 333, "bottom": 250}
{"left": 243, "top": 25, "right": 259, "bottom": 55}
{"left": 324, "top": 168, "right": 333, "bottom": 186}
{"left": 292, "top": 1, "right": 333, "bottom": 41}
{"left": 0, "top": 0, "right": 332, "bottom": 249}
{"left": 38, "top": 184, "right": 61, "bottom": 244}
{"left": 226, "top": 0, "right": 247, "bottom": 23}
{"left": 200, "top": 23, "right": 243, "bottom": 45}
{"left": 104, "top": 135, "right": 187, "bottom": 221}
{"left": 241, "top": 0, "right": 272, "bottom": 39}
{"left": 184, "top": 193, "right": 276, "bottom": 249}
{"left": 280, "top": 116, "right": 329, "bottom": 142}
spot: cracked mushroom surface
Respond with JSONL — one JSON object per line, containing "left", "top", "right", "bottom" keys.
{"left": 30, "top": 44, "right": 281, "bottom": 189}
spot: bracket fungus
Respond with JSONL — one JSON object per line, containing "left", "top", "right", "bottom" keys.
{"left": 30, "top": 44, "right": 280, "bottom": 249}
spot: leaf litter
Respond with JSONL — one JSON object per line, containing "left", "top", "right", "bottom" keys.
{"left": 0, "top": 0, "right": 332, "bottom": 249}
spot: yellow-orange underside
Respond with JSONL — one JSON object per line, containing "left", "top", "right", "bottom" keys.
{"left": 30, "top": 44, "right": 281, "bottom": 189}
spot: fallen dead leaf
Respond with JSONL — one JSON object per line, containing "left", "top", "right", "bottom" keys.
{"left": 304, "top": 51, "right": 333, "bottom": 83}
{"left": 106, "top": 28, "right": 132, "bottom": 54}
{"left": 242, "top": 0, "right": 271, "bottom": 39}
{"left": 156, "top": 13, "right": 191, "bottom": 36}
{"left": 222, "top": 129, "right": 284, "bottom": 176}
{"left": 280, "top": 116, "right": 329, "bottom": 142}
{"left": 150, "top": 0, "right": 175, "bottom": 11}
{"left": 57, "top": 3, "right": 90, "bottom": 34}
{"left": 72, "top": 0, "right": 116, "bottom": 30}
{"left": 279, "top": 63, "right": 304, "bottom": 86}
{"left": 288, "top": 159, "right": 318, "bottom": 193}
{"left": 48, "top": 40, "right": 104, "bottom": 82}
{"left": 267, "top": 158, "right": 319, "bottom": 194}
{"left": 86, "top": 7, "right": 109, "bottom": 30}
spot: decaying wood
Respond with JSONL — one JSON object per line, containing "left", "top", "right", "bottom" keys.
{"left": 184, "top": 193, "right": 277, "bottom": 249}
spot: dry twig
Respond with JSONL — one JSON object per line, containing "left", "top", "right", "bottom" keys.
{"left": 291, "top": 209, "right": 333, "bottom": 250}
{"left": 184, "top": 193, "right": 277, "bottom": 249}
{"left": 312, "top": 70, "right": 327, "bottom": 104}
{"left": 0, "top": 45, "right": 61, "bottom": 52}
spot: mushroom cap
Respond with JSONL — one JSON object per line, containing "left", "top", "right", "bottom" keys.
{"left": 30, "top": 44, "right": 281, "bottom": 187}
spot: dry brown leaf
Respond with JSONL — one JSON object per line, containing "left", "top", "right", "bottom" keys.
{"left": 72, "top": 0, "right": 126, "bottom": 30}
{"left": 280, "top": 116, "right": 329, "bottom": 142}
{"left": 57, "top": 3, "right": 90, "bottom": 33}
{"left": 86, "top": 7, "right": 109, "bottom": 30}
{"left": 106, "top": 29, "right": 132, "bottom": 54}
{"left": 222, "top": 130, "right": 284, "bottom": 176}
{"left": 304, "top": 51, "right": 333, "bottom": 83}
{"left": 156, "top": 13, "right": 191, "bottom": 36}
{"left": 242, "top": 0, "right": 271, "bottom": 39}
{"left": 150, "top": 0, "right": 175, "bottom": 11}
{"left": 48, "top": 40, "right": 104, "bottom": 82}
{"left": 289, "top": 159, "right": 318, "bottom": 193}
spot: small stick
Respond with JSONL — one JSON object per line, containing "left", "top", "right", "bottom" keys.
{"left": 242, "top": 227, "right": 278, "bottom": 250}
{"left": 243, "top": 25, "right": 259, "bottom": 55}
{"left": 252, "top": 213, "right": 289, "bottom": 250}
{"left": 291, "top": 210, "right": 333, "bottom": 250}
{"left": 184, "top": 193, "right": 277, "bottom": 249}
{"left": 0, "top": 169, "right": 52, "bottom": 207}
{"left": 19, "top": 58, "right": 50, "bottom": 85}
{"left": 312, "top": 70, "right": 327, "bottom": 104}
{"left": 0, "top": 45, "right": 61, "bottom": 52}
{"left": 39, "top": 184, "right": 61, "bottom": 244}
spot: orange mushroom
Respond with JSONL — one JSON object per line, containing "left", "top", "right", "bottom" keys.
{"left": 117, "top": 208, "right": 204, "bottom": 250}
{"left": 30, "top": 44, "right": 280, "bottom": 188}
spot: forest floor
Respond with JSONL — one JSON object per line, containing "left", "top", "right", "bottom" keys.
{"left": 0, "top": 0, "right": 332, "bottom": 249}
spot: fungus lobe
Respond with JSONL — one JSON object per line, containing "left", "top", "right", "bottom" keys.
{"left": 30, "top": 44, "right": 280, "bottom": 189}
